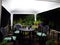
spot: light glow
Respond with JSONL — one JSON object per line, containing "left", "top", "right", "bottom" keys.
{"left": 2, "top": 0, "right": 60, "bottom": 14}
{"left": 34, "top": 14, "right": 37, "bottom": 21}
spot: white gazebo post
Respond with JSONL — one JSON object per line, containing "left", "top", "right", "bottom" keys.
{"left": 0, "top": 0, "right": 1, "bottom": 27}
{"left": 34, "top": 13, "right": 37, "bottom": 21}
{"left": 11, "top": 13, "right": 13, "bottom": 29}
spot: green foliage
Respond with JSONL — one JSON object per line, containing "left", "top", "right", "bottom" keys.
{"left": 13, "top": 15, "right": 34, "bottom": 26}
{"left": 0, "top": 40, "right": 8, "bottom": 45}
{"left": 25, "top": 15, "right": 34, "bottom": 25}
{"left": 19, "top": 18, "right": 23, "bottom": 24}
{"left": 49, "top": 21, "right": 54, "bottom": 27}
{"left": 34, "top": 20, "right": 42, "bottom": 25}
{"left": 46, "top": 40, "right": 56, "bottom": 45}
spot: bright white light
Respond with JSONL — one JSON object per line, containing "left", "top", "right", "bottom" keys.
{"left": 34, "top": 14, "right": 37, "bottom": 21}
{"left": 2, "top": 0, "right": 60, "bottom": 14}
{"left": 11, "top": 13, "right": 13, "bottom": 29}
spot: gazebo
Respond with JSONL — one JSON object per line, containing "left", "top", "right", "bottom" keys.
{"left": 2, "top": 0, "right": 60, "bottom": 29}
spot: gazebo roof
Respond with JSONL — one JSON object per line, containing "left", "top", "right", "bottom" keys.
{"left": 2, "top": 0, "right": 60, "bottom": 14}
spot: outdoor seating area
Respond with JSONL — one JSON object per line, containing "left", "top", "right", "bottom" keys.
{"left": 1, "top": 9, "right": 60, "bottom": 45}
{"left": 0, "top": 21, "right": 60, "bottom": 45}
{"left": 0, "top": 0, "right": 60, "bottom": 45}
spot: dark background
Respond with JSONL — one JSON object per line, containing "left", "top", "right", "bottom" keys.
{"left": 37, "top": 7, "right": 60, "bottom": 31}
{"left": 1, "top": 6, "right": 10, "bottom": 27}
{"left": 13, "top": 14, "right": 34, "bottom": 25}
{"left": 13, "top": 14, "right": 29, "bottom": 20}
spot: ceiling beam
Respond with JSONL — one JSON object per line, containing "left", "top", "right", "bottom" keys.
{"left": 37, "top": 0, "right": 60, "bottom": 3}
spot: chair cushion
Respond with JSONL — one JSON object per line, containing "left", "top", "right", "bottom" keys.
{"left": 4, "top": 37, "right": 12, "bottom": 41}
{"left": 36, "top": 32, "right": 46, "bottom": 36}
{"left": 12, "top": 36, "right": 16, "bottom": 40}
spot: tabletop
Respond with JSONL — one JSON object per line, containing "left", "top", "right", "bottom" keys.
{"left": 19, "top": 28, "right": 35, "bottom": 31}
